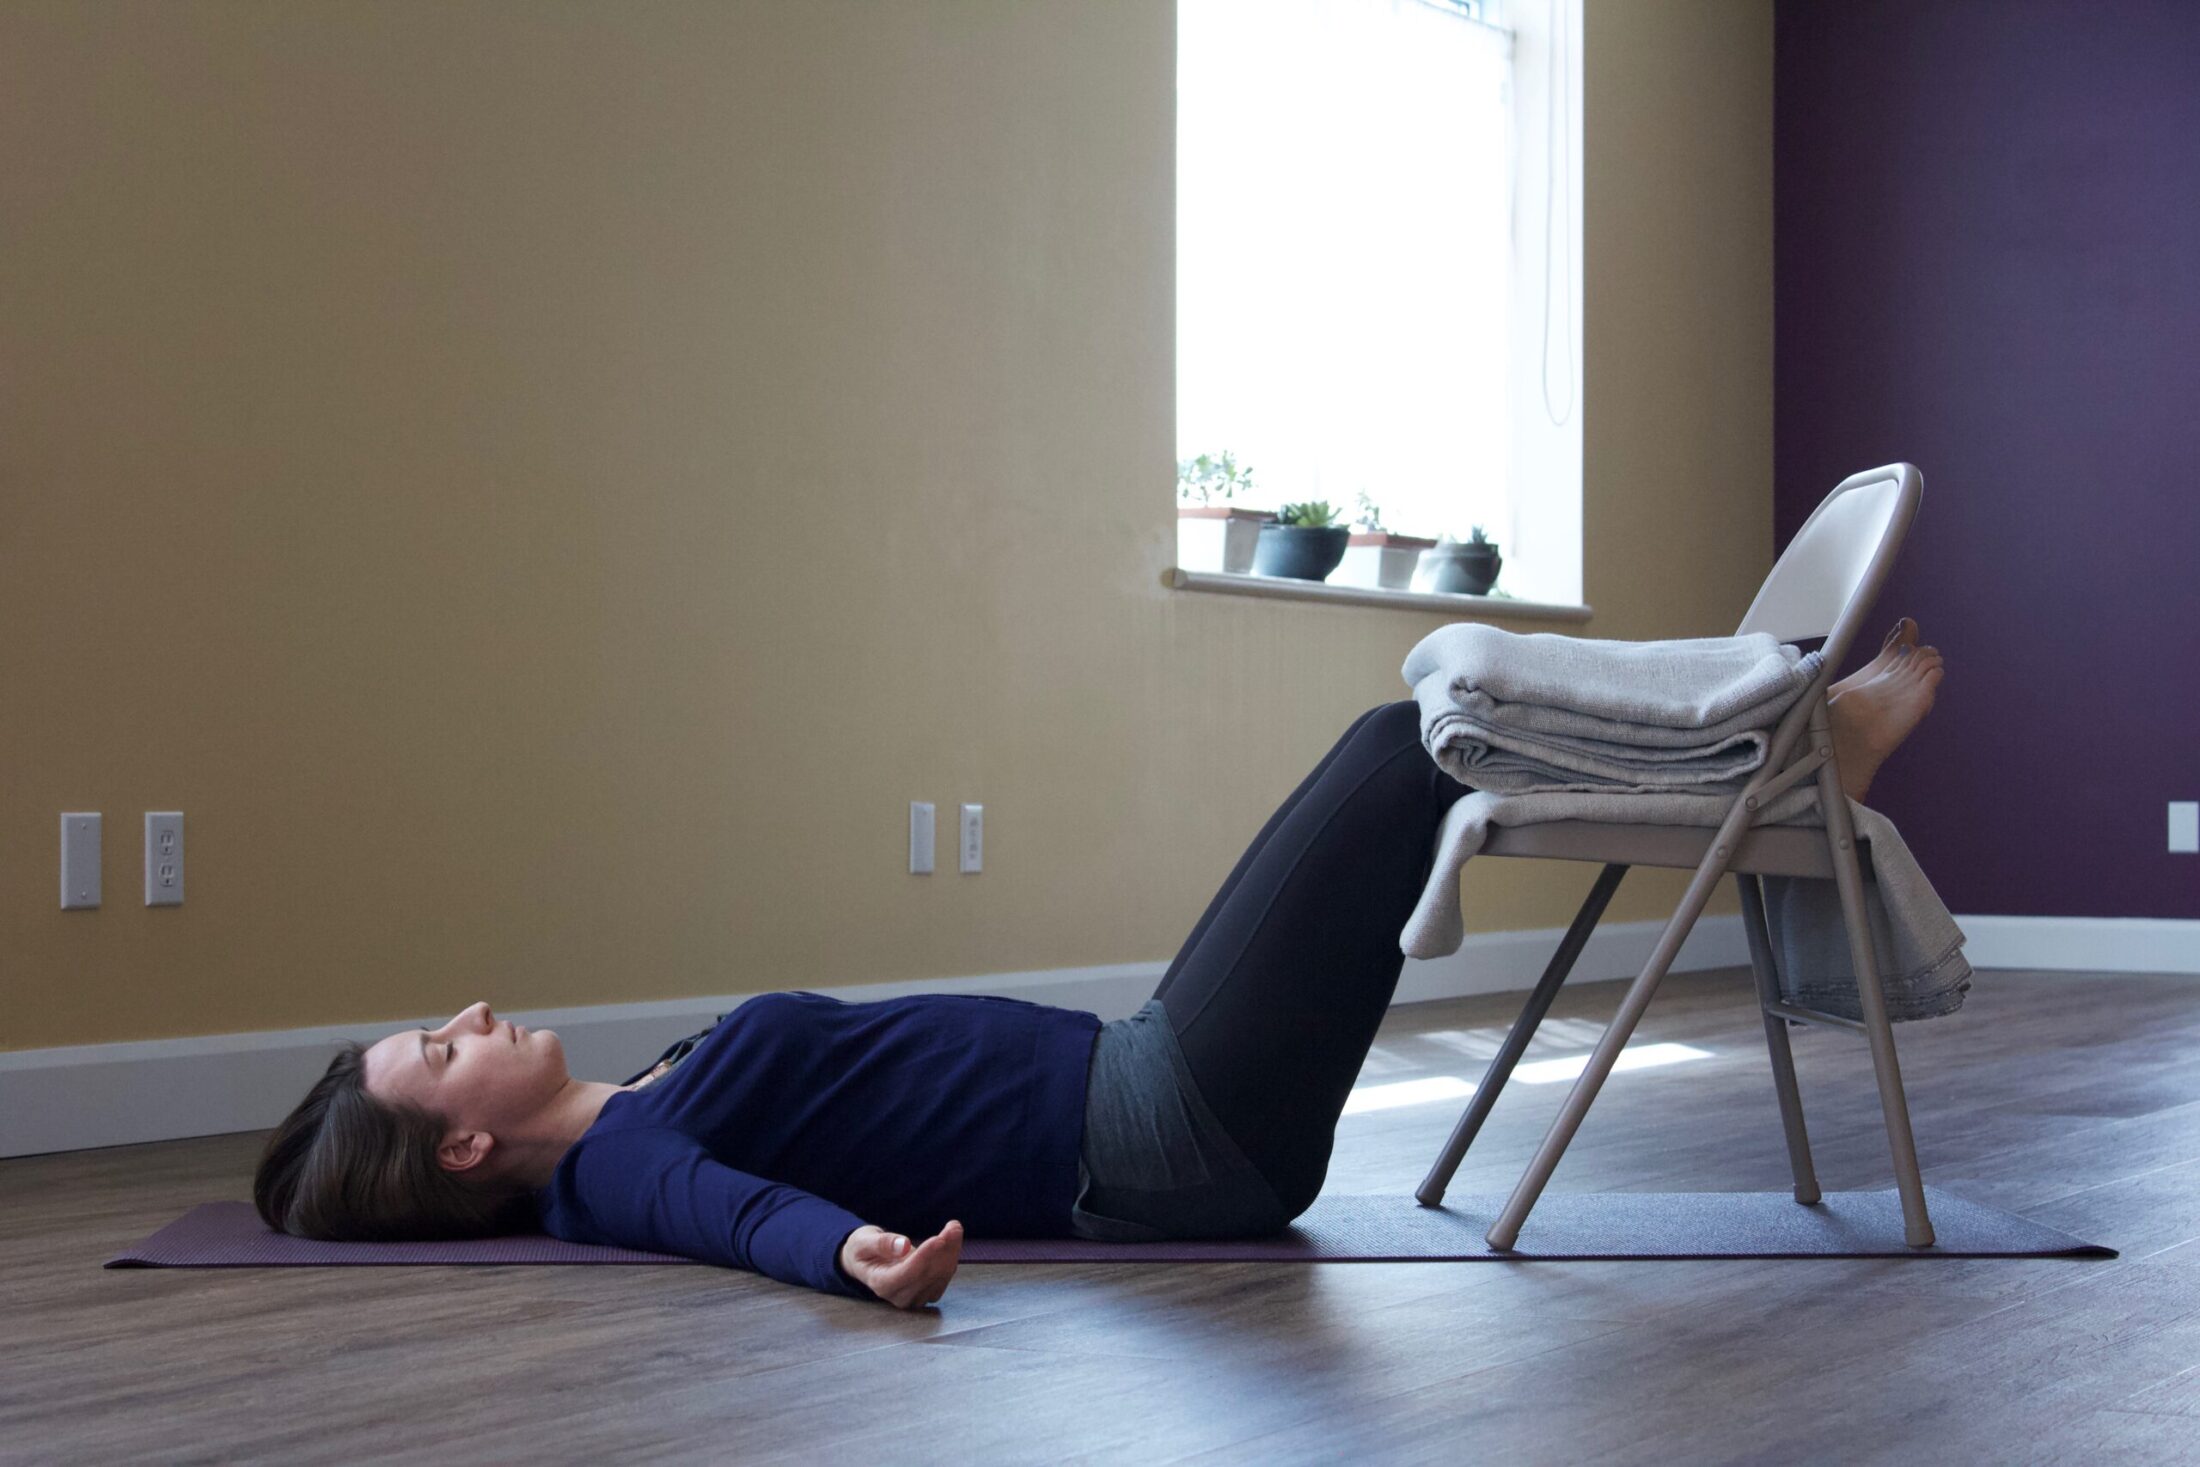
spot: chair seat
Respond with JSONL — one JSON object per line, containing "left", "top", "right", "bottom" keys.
{"left": 1480, "top": 817, "right": 1871, "bottom": 880}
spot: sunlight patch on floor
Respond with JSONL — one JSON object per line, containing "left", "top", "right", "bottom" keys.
{"left": 1343, "top": 1042, "right": 1715, "bottom": 1114}
{"left": 1513, "top": 1041, "right": 1712, "bottom": 1084}
{"left": 1341, "top": 1076, "right": 1478, "bottom": 1115}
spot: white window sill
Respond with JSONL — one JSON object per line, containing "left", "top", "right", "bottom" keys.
{"left": 1160, "top": 567, "right": 1592, "bottom": 623}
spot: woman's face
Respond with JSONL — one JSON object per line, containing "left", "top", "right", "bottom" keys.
{"left": 361, "top": 1001, "right": 570, "bottom": 1166}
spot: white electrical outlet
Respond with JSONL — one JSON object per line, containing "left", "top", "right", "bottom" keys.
{"left": 960, "top": 803, "right": 983, "bottom": 873}
{"left": 61, "top": 812, "right": 101, "bottom": 909}
{"left": 2171, "top": 801, "right": 2199, "bottom": 854}
{"left": 146, "top": 811, "right": 185, "bottom": 905}
{"left": 909, "top": 801, "right": 936, "bottom": 874}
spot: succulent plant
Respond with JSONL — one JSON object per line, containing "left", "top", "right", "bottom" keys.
{"left": 1277, "top": 500, "right": 1343, "bottom": 529}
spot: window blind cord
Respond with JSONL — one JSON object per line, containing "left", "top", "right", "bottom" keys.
{"left": 1540, "top": 0, "right": 1575, "bottom": 427}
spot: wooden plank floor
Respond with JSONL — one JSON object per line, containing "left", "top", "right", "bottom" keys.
{"left": 4, "top": 968, "right": 2197, "bottom": 1465}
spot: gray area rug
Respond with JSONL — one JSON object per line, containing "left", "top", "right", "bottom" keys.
{"left": 107, "top": 1190, "right": 2113, "bottom": 1267}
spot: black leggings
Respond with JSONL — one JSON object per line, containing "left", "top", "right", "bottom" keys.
{"left": 1149, "top": 699, "right": 1474, "bottom": 1215}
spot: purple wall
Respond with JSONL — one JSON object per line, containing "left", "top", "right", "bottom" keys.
{"left": 1774, "top": 0, "right": 2200, "bottom": 918}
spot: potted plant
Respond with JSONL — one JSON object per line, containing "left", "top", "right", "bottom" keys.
{"left": 1418, "top": 524, "right": 1504, "bottom": 595}
{"left": 1334, "top": 490, "right": 1438, "bottom": 591}
{"left": 1175, "top": 452, "right": 1273, "bottom": 574}
{"left": 1253, "top": 500, "right": 1352, "bottom": 581}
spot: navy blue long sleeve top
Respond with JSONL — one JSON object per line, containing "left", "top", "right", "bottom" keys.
{"left": 533, "top": 991, "right": 1102, "bottom": 1296}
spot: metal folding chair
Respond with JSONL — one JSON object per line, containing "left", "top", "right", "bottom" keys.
{"left": 1414, "top": 463, "right": 1935, "bottom": 1249}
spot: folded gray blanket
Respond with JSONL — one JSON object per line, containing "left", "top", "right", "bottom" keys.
{"left": 1401, "top": 625, "right": 1971, "bottom": 1022}
{"left": 1400, "top": 623, "right": 1827, "bottom": 792}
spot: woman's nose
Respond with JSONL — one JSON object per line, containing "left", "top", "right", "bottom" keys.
{"left": 438, "top": 1000, "right": 493, "bottom": 1036}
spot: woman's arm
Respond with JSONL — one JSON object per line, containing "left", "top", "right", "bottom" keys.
{"left": 551, "top": 1126, "right": 940, "bottom": 1303}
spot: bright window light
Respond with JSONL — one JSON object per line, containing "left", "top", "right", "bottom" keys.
{"left": 1177, "top": 0, "right": 1516, "bottom": 544}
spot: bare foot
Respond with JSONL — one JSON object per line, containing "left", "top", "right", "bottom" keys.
{"left": 1826, "top": 644, "right": 1944, "bottom": 801}
{"left": 1830, "top": 617, "right": 1919, "bottom": 698}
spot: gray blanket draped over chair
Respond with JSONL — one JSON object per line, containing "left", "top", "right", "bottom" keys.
{"left": 1398, "top": 623, "right": 1972, "bottom": 1022}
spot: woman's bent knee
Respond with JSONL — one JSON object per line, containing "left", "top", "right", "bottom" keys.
{"left": 1368, "top": 699, "right": 1422, "bottom": 746}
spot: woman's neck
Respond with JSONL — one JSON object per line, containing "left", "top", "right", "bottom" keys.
{"left": 501, "top": 1077, "right": 636, "bottom": 1190}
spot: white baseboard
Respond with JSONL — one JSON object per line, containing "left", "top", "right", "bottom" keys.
{"left": 0, "top": 915, "right": 1748, "bottom": 1158}
{"left": 1952, "top": 914, "right": 2200, "bottom": 975}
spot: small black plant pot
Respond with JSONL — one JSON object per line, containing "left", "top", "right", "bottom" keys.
{"left": 1252, "top": 523, "right": 1351, "bottom": 581}
{"left": 1424, "top": 543, "right": 1502, "bottom": 595}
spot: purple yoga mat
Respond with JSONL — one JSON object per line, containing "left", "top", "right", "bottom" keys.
{"left": 105, "top": 1190, "right": 2112, "bottom": 1268}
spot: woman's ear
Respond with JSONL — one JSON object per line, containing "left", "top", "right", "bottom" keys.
{"left": 436, "top": 1130, "right": 494, "bottom": 1174}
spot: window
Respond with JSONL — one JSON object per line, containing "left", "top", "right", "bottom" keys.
{"left": 1176, "top": 0, "right": 1581, "bottom": 606}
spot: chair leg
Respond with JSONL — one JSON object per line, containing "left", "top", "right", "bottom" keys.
{"left": 1485, "top": 847, "right": 1734, "bottom": 1250}
{"left": 1813, "top": 749, "right": 1935, "bottom": 1247}
{"left": 1417, "top": 863, "right": 1628, "bottom": 1207}
{"left": 1736, "top": 873, "right": 1821, "bottom": 1205}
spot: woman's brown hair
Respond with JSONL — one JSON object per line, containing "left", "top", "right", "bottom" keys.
{"left": 253, "top": 1043, "right": 534, "bottom": 1241}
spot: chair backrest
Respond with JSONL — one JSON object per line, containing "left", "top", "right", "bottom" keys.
{"left": 1735, "top": 463, "right": 1922, "bottom": 672}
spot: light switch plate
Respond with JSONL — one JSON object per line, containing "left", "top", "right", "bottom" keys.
{"left": 146, "top": 811, "right": 185, "bottom": 905}
{"left": 2171, "top": 801, "right": 2198, "bottom": 854}
{"left": 61, "top": 812, "right": 101, "bottom": 909}
{"left": 909, "top": 801, "right": 936, "bottom": 874}
{"left": 959, "top": 803, "right": 983, "bottom": 873}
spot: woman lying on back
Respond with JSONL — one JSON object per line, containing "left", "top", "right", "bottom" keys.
{"left": 255, "top": 635, "right": 1943, "bottom": 1308}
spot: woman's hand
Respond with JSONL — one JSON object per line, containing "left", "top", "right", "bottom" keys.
{"left": 838, "top": 1220, "right": 964, "bottom": 1309}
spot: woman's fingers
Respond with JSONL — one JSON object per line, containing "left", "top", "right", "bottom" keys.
{"left": 883, "top": 1221, "right": 963, "bottom": 1310}
{"left": 921, "top": 1221, "right": 963, "bottom": 1305}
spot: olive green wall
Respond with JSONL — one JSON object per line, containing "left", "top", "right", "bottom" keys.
{"left": 0, "top": 0, "right": 1771, "bottom": 1050}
